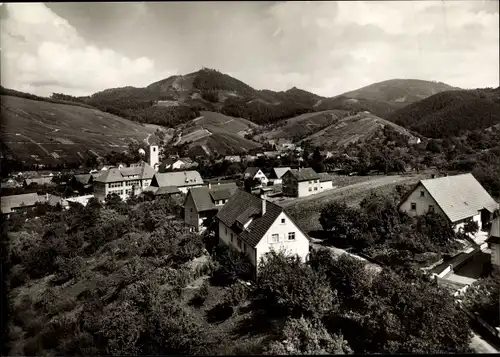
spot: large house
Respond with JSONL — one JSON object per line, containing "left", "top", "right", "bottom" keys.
{"left": 216, "top": 189, "right": 310, "bottom": 273}
{"left": 282, "top": 168, "right": 321, "bottom": 197}
{"left": 184, "top": 182, "right": 238, "bottom": 232}
{"left": 149, "top": 170, "right": 204, "bottom": 194}
{"left": 268, "top": 167, "right": 291, "bottom": 185}
{"left": 399, "top": 173, "right": 499, "bottom": 233}
{"left": 487, "top": 217, "right": 500, "bottom": 273}
{"left": 93, "top": 161, "right": 156, "bottom": 201}
{"left": 244, "top": 167, "right": 268, "bottom": 185}
{"left": 1, "top": 193, "right": 43, "bottom": 216}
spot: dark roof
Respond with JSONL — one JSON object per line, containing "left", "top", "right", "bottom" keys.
{"left": 287, "top": 167, "right": 320, "bottom": 182}
{"left": 188, "top": 182, "right": 238, "bottom": 212}
{"left": 190, "top": 186, "right": 216, "bottom": 212}
{"left": 244, "top": 167, "right": 261, "bottom": 177}
{"left": 216, "top": 189, "right": 284, "bottom": 248}
{"left": 156, "top": 186, "right": 181, "bottom": 195}
{"left": 74, "top": 174, "right": 92, "bottom": 185}
{"left": 318, "top": 172, "right": 333, "bottom": 182}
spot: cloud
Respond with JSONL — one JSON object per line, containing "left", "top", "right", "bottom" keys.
{"left": 0, "top": 3, "right": 169, "bottom": 96}
{"left": 1, "top": 1, "right": 498, "bottom": 98}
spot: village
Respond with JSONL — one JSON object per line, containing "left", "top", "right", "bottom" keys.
{"left": 2, "top": 142, "right": 500, "bottom": 352}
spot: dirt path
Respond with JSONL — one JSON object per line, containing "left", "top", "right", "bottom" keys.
{"left": 279, "top": 174, "right": 426, "bottom": 233}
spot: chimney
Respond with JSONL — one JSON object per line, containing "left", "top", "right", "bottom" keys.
{"left": 262, "top": 198, "right": 267, "bottom": 216}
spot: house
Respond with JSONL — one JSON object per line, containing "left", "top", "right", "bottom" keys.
{"left": 216, "top": 189, "right": 310, "bottom": 273}
{"left": 263, "top": 151, "right": 281, "bottom": 159}
{"left": 268, "top": 167, "right": 291, "bottom": 185}
{"left": 398, "top": 173, "right": 499, "bottom": 233}
{"left": 71, "top": 174, "right": 95, "bottom": 191}
{"left": 487, "top": 217, "right": 500, "bottom": 273}
{"left": 408, "top": 137, "right": 422, "bottom": 145}
{"left": 23, "top": 176, "right": 55, "bottom": 186}
{"left": 93, "top": 161, "right": 156, "bottom": 201}
{"left": 318, "top": 172, "right": 334, "bottom": 191}
{"left": 224, "top": 155, "right": 242, "bottom": 163}
{"left": 1, "top": 193, "right": 44, "bottom": 216}
{"left": 1, "top": 179, "right": 21, "bottom": 189}
{"left": 244, "top": 167, "right": 268, "bottom": 185}
{"left": 144, "top": 185, "right": 182, "bottom": 197}
{"left": 149, "top": 170, "right": 204, "bottom": 194}
{"left": 243, "top": 155, "right": 257, "bottom": 162}
{"left": 184, "top": 182, "right": 238, "bottom": 232}
{"left": 282, "top": 168, "right": 321, "bottom": 197}
{"left": 281, "top": 143, "right": 296, "bottom": 151}
{"left": 159, "top": 157, "right": 198, "bottom": 172}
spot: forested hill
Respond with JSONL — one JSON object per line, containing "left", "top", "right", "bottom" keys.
{"left": 387, "top": 87, "right": 500, "bottom": 138}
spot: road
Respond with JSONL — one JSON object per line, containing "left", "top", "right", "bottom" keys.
{"left": 470, "top": 332, "right": 500, "bottom": 353}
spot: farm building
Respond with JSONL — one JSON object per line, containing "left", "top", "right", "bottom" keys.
{"left": 399, "top": 173, "right": 499, "bottom": 234}
{"left": 183, "top": 182, "right": 238, "bottom": 232}
{"left": 282, "top": 168, "right": 321, "bottom": 198}
{"left": 148, "top": 170, "right": 204, "bottom": 194}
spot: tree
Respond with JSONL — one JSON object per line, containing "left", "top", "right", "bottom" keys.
{"left": 265, "top": 317, "right": 352, "bottom": 355}
{"left": 256, "top": 251, "right": 336, "bottom": 320}
{"left": 319, "top": 202, "right": 368, "bottom": 246}
{"left": 462, "top": 219, "right": 479, "bottom": 235}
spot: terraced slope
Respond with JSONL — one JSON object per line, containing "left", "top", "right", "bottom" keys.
{"left": 1, "top": 95, "right": 169, "bottom": 165}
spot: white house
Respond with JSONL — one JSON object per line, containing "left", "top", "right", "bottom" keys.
{"left": 487, "top": 217, "right": 500, "bottom": 273}
{"left": 93, "top": 161, "right": 156, "bottom": 202}
{"left": 318, "top": 172, "right": 334, "bottom": 191}
{"left": 184, "top": 182, "right": 238, "bottom": 232}
{"left": 282, "top": 168, "right": 321, "bottom": 198}
{"left": 398, "top": 173, "right": 499, "bottom": 233}
{"left": 268, "top": 167, "right": 291, "bottom": 185}
{"left": 216, "top": 189, "right": 310, "bottom": 274}
{"left": 244, "top": 167, "right": 268, "bottom": 185}
{"left": 148, "top": 170, "right": 204, "bottom": 194}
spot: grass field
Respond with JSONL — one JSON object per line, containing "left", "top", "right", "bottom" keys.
{"left": 277, "top": 174, "right": 427, "bottom": 233}
{"left": 302, "top": 112, "right": 416, "bottom": 148}
{"left": 254, "top": 110, "right": 347, "bottom": 141}
{"left": 1, "top": 95, "right": 169, "bottom": 165}
{"left": 177, "top": 111, "right": 262, "bottom": 155}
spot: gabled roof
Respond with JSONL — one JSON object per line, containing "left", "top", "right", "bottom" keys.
{"left": 187, "top": 182, "right": 238, "bottom": 212}
{"left": 244, "top": 167, "right": 261, "bottom": 177}
{"left": 73, "top": 174, "right": 92, "bottom": 185}
{"left": 152, "top": 171, "right": 203, "bottom": 187}
{"left": 271, "top": 167, "right": 291, "bottom": 179}
{"left": 318, "top": 172, "right": 333, "bottom": 182}
{"left": 216, "top": 189, "right": 284, "bottom": 248}
{"left": 24, "top": 177, "right": 54, "bottom": 185}
{"left": 156, "top": 186, "right": 181, "bottom": 195}
{"left": 95, "top": 162, "right": 155, "bottom": 183}
{"left": 1, "top": 193, "right": 42, "bottom": 214}
{"left": 286, "top": 168, "right": 320, "bottom": 182}
{"left": 189, "top": 186, "right": 216, "bottom": 212}
{"left": 413, "top": 173, "right": 499, "bottom": 223}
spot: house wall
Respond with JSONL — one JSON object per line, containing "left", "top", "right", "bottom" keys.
{"left": 218, "top": 221, "right": 258, "bottom": 261}
{"left": 184, "top": 193, "right": 200, "bottom": 231}
{"left": 273, "top": 179, "right": 283, "bottom": 185}
{"left": 399, "top": 184, "right": 445, "bottom": 218}
{"left": 320, "top": 180, "right": 333, "bottom": 191}
{"left": 254, "top": 170, "right": 268, "bottom": 185}
{"left": 491, "top": 243, "right": 500, "bottom": 271}
{"left": 94, "top": 182, "right": 107, "bottom": 201}
{"left": 255, "top": 211, "right": 310, "bottom": 269}
{"left": 297, "top": 180, "right": 321, "bottom": 197}
{"left": 282, "top": 173, "right": 298, "bottom": 196}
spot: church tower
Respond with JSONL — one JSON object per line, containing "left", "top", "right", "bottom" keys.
{"left": 149, "top": 145, "right": 159, "bottom": 171}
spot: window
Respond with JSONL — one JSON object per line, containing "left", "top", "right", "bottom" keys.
{"left": 314, "top": 187, "right": 317, "bottom": 191}
{"left": 109, "top": 182, "right": 122, "bottom": 188}
{"left": 420, "top": 191, "right": 425, "bottom": 197}
{"left": 429, "top": 205, "right": 435, "bottom": 212}
{"left": 309, "top": 181, "right": 312, "bottom": 184}
{"left": 309, "top": 187, "right": 312, "bottom": 192}
{"left": 411, "top": 202, "right": 417, "bottom": 210}
{"left": 288, "top": 232, "right": 296, "bottom": 241}
{"left": 281, "top": 218, "right": 286, "bottom": 224}
{"left": 270, "top": 234, "right": 279, "bottom": 243}
{"left": 190, "top": 208, "right": 193, "bottom": 213}
{"left": 237, "top": 238, "right": 242, "bottom": 248}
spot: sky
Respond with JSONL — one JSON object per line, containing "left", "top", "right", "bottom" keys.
{"left": 0, "top": 1, "right": 499, "bottom": 97}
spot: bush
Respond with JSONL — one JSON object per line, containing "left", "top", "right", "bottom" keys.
{"left": 210, "top": 245, "right": 253, "bottom": 286}
{"left": 206, "top": 302, "right": 234, "bottom": 323}
{"left": 190, "top": 280, "right": 210, "bottom": 307}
